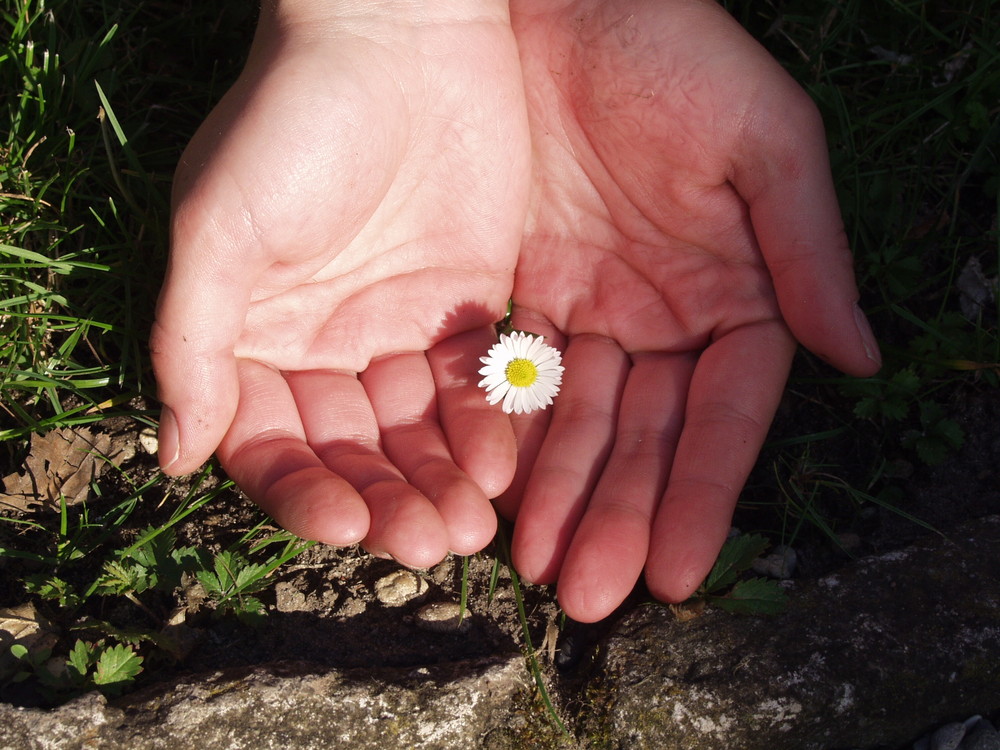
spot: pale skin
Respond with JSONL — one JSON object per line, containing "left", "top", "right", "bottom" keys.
{"left": 151, "top": 0, "right": 881, "bottom": 623}
{"left": 151, "top": 0, "right": 527, "bottom": 566}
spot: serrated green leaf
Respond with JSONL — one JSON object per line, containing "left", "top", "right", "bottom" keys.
{"left": 914, "top": 437, "right": 948, "bottom": 466}
{"left": 195, "top": 568, "right": 224, "bottom": 597}
{"left": 702, "top": 534, "right": 770, "bottom": 594}
{"left": 136, "top": 538, "right": 205, "bottom": 593}
{"left": 233, "top": 562, "right": 270, "bottom": 594}
{"left": 853, "top": 396, "right": 881, "bottom": 420}
{"left": 205, "top": 551, "right": 271, "bottom": 600}
{"left": 891, "top": 368, "right": 921, "bottom": 395}
{"left": 935, "top": 418, "right": 965, "bottom": 449}
{"left": 131, "top": 535, "right": 201, "bottom": 593}
{"left": 213, "top": 550, "right": 239, "bottom": 590}
{"left": 715, "top": 578, "right": 788, "bottom": 616}
{"left": 233, "top": 596, "right": 267, "bottom": 626}
{"left": 23, "top": 574, "right": 82, "bottom": 608}
{"left": 129, "top": 527, "right": 175, "bottom": 569}
{"left": 171, "top": 545, "right": 205, "bottom": 571}
{"left": 92, "top": 644, "right": 143, "bottom": 686}
{"left": 67, "top": 640, "right": 94, "bottom": 678}
{"left": 880, "top": 398, "right": 909, "bottom": 422}
{"left": 95, "top": 559, "right": 147, "bottom": 595}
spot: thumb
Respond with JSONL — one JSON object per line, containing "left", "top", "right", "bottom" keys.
{"left": 731, "top": 83, "right": 881, "bottom": 377}
{"left": 150, "top": 203, "right": 255, "bottom": 476}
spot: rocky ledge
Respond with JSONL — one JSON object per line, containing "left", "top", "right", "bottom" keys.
{"left": 2, "top": 515, "right": 998, "bottom": 749}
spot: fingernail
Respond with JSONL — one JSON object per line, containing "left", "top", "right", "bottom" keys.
{"left": 853, "top": 304, "right": 882, "bottom": 368}
{"left": 158, "top": 406, "right": 181, "bottom": 471}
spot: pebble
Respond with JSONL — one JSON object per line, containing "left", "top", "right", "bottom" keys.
{"left": 138, "top": 426, "right": 159, "bottom": 455}
{"left": 413, "top": 602, "right": 472, "bottom": 634}
{"left": 835, "top": 532, "right": 863, "bottom": 553}
{"left": 336, "top": 596, "right": 367, "bottom": 618}
{"left": 751, "top": 545, "right": 797, "bottom": 579}
{"left": 274, "top": 581, "right": 310, "bottom": 613}
{"left": 964, "top": 718, "right": 1000, "bottom": 750}
{"left": 931, "top": 722, "right": 969, "bottom": 750}
{"left": 374, "top": 569, "right": 429, "bottom": 607}
{"left": 912, "top": 716, "right": 1000, "bottom": 750}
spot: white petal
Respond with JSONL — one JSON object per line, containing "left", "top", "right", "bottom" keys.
{"left": 500, "top": 386, "right": 518, "bottom": 414}
{"left": 487, "top": 382, "right": 510, "bottom": 404}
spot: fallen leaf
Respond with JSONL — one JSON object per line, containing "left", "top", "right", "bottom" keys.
{"left": 669, "top": 599, "right": 706, "bottom": 622}
{"left": 1, "top": 427, "right": 130, "bottom": 512}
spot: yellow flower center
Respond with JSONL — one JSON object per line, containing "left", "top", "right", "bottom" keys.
{"left": 505, "top": 358, "right": 538, "bottom": 388}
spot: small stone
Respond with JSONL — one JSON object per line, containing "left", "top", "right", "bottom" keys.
{"left": 414, "top": 602, "right": 472, "bottom": 634}
{"left": 963, "top": 716, "right": 984, "bottom": 731}
{"left": 835, "top": 532, "right": 863, "bottom": 553}
{"left": 962, "top": 718, "right": 1000, "bottom": 750}
{"left": 374, "top": 569, "right": 429, "bottom": 606}
{"left": 335, "top": 596, "right": 367, "bottom": 618}
{"left": 274, "top": 581, "right": 310, "bottom": 613}
{"left": 752, "top": 545, "right": 797, "bottom": 579}
{"left": 138, "top": 426, "right": 159, "bottom": 455}
{"left": 930, "top": 722, "right": 966, "bottom": 750}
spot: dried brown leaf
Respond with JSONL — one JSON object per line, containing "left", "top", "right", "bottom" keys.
{"left": 1, "top": 427, "right": 131, "bottom": 512}
{"left": 0, "top": 602, "right": 59, "bottom": 680}
{"left": 669, "top": 599, "right": 706, "bottom": 622}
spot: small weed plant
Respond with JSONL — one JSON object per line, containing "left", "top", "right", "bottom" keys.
{"left": 693, "top": 534, "right": 788, "bottom": 616}
{"left": 1, "top": 472, "right": 312, "bottom": 703}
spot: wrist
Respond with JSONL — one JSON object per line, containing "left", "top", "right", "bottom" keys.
{"left": 261, "top": 0, "right": 511, "bottom": 31}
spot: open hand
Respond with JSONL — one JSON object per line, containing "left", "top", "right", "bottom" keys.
{"left": 501, "top": 0, "right": 881, "bottom": 621}
{"left": 150, "top": 2, "right": 529, "bottom": 566}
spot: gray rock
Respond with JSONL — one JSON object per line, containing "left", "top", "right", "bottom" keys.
{"left": 586, "top": 515, "right": 1000, "bottom": 750}
{"left": 913, "top": 716, "right": 1000, "bottom": 750}
{"left": 932, "top": 722, "right": 969, "bottom": 750}
{"left": 963, "top": 718, "right": 1000, "bottom": 750}
{"left": 0, "top": 656, "right": 524, "bottom": 750}
{"left": 3, "top": 517, "right": 998, "bottom": 750}
{"left": 0, "top": 691, "right": 117, "bottom": 750}
{"left": 751, "top": 545, "right": 797, "bottom": 579}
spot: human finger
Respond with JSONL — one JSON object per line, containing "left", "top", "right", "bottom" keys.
{"left": 215, "top": 359, "right": 370, "bottom": 546}
{"left": 491, "top": 310, "right": 566, "bottom": 519}
{"left": 360, "top": 351, "right": 497, "bottom": 555}
{"left": 150, "top": 242, "right": 254, "bottom": 477}
{"left": 509, "top": 334, "right": 629, "bottom": 584}
{"left": 644, "top": 320, "right": 796, "bottom": 603}
{"left": 427, "top": 327, "right": 518, "bottom": 500}
{"left": 285, "top": 370, "right": 451, "bottom": 568}
{"left": 554, "top": 351, "right": 697, "bottom": 622}
{"left": 730, "top": 81, "right": 881, "bottom": 377}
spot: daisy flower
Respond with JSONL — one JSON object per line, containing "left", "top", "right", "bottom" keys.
{"left": 478, "top": 331, "right": 565, "bottom": 414}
